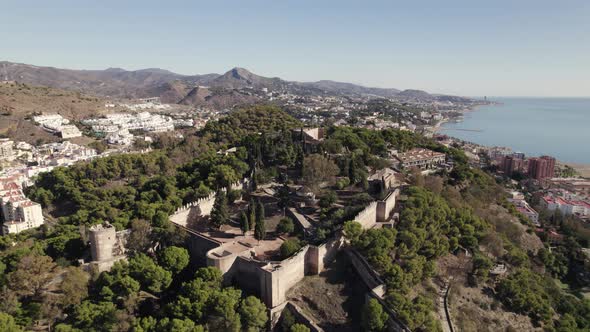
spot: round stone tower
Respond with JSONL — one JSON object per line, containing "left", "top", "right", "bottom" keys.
{"left": 89, "top": 223, "right": 117, "bottom": 262}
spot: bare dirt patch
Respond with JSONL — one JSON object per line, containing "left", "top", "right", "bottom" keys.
{"left": 286, "top": 253, "right": 365, "bottom": 332}
{"left": 449, "top": 284, "right": 540, "bottom": 332}
{"left": 436, "top": 254, "right": 540, "bottom": 332}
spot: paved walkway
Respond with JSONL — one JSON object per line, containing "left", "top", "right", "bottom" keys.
{"left": 437, "top": 278, "right": 454, "bottom": 332}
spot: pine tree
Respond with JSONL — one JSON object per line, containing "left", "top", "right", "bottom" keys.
{"left": 240, "top": 212, "right": 249, "bottom": 234}
{"left": 254, "top": 201, "right": 266, "bottom": 241}
{"left": 210, "top": 190, "right": 229, "bottom": 229}
{"left": 251, "top": 173, "right": 258, "bottom": 191}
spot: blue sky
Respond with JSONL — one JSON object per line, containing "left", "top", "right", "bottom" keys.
{"left": 1, "top": 0, "right": 589, "bottom": 96}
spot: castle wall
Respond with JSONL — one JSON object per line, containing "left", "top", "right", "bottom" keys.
{"left": 259, "top": 237, "right": 345, "bottom": 309}
{"left": 261, "top": 246, "right": 309, "bottom": 308}
{"left": 186, "top": 230, "right": 222, "bottom": 266}
{"left": 207, "top": 250, "right": 238, "bottom": 275}
{"left": 346, "top": 249, "right": 385, "bottom": 298}
{"left": 170, "top": 179, "right": 249, "bottom": 225}
{"left": 196, "top": 194, "right": 216, "bottom": 217}
{"left": 354, "top": 201, "right": 378, "bottom": 229}
{"left": 354, "top": 189, "right": 400, "bottom": 227}
{"left": 306, "top": 236, "right": 344, "bottom": 274}
{"left": 346, "top": 249, "right": 410, "bottom": 332}
{"left": 377, "top": 188, "right": 400, "bottom": 223}
{"left": 232, "top": 256, "right": 268, "bottom": 297}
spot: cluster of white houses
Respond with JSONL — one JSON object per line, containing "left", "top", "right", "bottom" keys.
{"left": 82, "top": 112, "right": 177, "bottom": 134}
{"left": 34, "top": 141, "right": 97, "bottom": 167}
{"left": 33, "top": 114, "right": 82, "bottom": 139}
{"left": 0, "top": 176, "right": 44, "bottom": 234}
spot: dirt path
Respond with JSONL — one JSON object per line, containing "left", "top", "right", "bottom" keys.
{"left": 437, "top": 279, "right": 454, "bottom": 332}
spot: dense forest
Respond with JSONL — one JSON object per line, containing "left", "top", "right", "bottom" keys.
{"left": 344, "top": 166, "right": 590, "bottom": 331}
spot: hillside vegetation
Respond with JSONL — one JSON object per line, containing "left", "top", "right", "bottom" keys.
{"left": 0, "top": 82, "right": 109, "bottom": 144}
{"left": 1, "top": 105, "right": 589, "bottom": 331}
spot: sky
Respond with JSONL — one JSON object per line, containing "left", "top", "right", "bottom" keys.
{"left": 1, "top": 0, "right": 589, "bottom": 97}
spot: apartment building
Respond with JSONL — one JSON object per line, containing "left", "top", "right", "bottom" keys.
{"left": 394, "top": 148, "right": 446, "bottom": 169}
{"left": 0, "top": 178, "right": 44, "bottom": 234}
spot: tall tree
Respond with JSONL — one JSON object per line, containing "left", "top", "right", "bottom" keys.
{"left": 127, "top": 219, "right": 152, "bottom": 253}
{"left": 208, "top": 288, "right": 242, "bottom": 332}
{"left": 302, "top": 154, "right": 339, "bottom": 184}
{"left": 159, "top": 246, "right": 190, "bottom": 275}
{"left": 238, "top": 296, "right": 268, "bottom": 331}
{"left": 60, "top": 266, "right": 89, "bottom": 308}
{"left": 280, "top": 240, "right": 301, "bottom": 259}
{"left": 277, "top": 184, "right": 290, "bottom": 215}
{"left": 210, "top": 190, "right": 229, "bottom": 229}
{"left": 362, "top": 298, "right": 388, "bottom": 332}
{"left": 240, "top": 212, "right": 250, "bottom": 234}
{"left": 248, "top": 198, "right": 257, "bottom": 230}
{"left": 8, "top": 254, "right": 57, "bottom": 300}
{"left": 254, "top": 201, "right": 266, "bottom": 241}
{"left": 128, "top": 253, "right": 172, "bottom": 294}
{"left": 277, "top": 218, "right": 295, "bottom": 235}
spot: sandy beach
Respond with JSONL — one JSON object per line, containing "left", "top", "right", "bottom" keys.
{"left": 567, "top": 163, "right": 590, "bottom": 178}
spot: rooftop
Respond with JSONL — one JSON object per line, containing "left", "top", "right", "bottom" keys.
{"left": 396, "top": 148, "right": 445, "bottom": 163}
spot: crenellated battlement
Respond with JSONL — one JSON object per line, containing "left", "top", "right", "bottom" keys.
{"left": 172, "top": 178, "right": 250, "bottom": 217}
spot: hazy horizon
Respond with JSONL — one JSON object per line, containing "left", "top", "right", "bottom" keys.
{"left": 1, "top": 0, "right": 589, "bottom": 97}
{"left": 3, "top": 59, "right": 590, "bottom": 98}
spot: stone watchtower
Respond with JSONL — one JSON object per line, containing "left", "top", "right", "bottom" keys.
{"left": 89, "top": 223, "right": 117, "bottom": 262}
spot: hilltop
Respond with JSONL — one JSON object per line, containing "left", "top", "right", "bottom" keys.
{"left": 0, "top": 61, "right": 475, "bottom": 107}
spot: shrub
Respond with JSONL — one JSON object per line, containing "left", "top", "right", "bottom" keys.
{"left": 280, "top": 239, "right": 302, "bottom": 259}
{"left": 277, "top": 218, "right": 295, "bottom": 235}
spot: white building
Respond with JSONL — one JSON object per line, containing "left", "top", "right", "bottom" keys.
{"left": 542, "top": 195, "right": 590, "bottom": 218}
{"left": 33, "top": 114, "right": 82, "bottom": 139}
{"left": 60, "top": 125, "right": 82, "bottom": 138}
{"left": 106, "top": 129, "right": 134, "bottom": 145}
{"left": 33, "top": 114, "right": 65, "bottom": 124}
{"left": 0, "top": 139, "right": 15, "bottom": 161}
{"left": 0, "top": 178, "right": 44, "bottom": 234}
{"left": 508, "top": 197, "right": 540, "bottom": 226}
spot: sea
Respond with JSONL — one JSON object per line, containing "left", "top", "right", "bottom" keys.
{"left": 440, "top": 97, "right": 590, "bottom": 164}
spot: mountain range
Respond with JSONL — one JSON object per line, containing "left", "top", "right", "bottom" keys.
{"left": 0, "top": 61, "right": 471, "bottom": 107}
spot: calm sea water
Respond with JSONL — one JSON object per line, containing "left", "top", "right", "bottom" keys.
{"left": 440, "top": 97, "right": 590, "bottom": 164}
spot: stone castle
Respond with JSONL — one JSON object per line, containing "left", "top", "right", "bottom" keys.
{"left": 169, "top": 181, "right": 401, "bottom": 325}
{"left": 84, "top": 175, "right": 404, "bottom": 329}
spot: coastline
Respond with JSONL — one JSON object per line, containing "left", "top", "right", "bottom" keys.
{"left": 437, "top": 102, "right": 590, "bottom": 179}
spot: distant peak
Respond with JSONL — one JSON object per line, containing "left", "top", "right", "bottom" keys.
{"left": 225, "top": 67, "right": 254, "bottom": 79}
{"left": 105, "top": 67, "right": 126, "bottom": 72}
{"left": 230, "top": 66, "right": 250, "bottom": 73}
{"left": 135, "top": 68, "right": 176, "bottom": 75}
